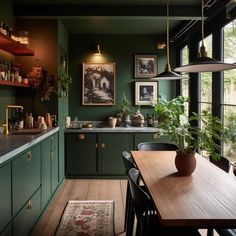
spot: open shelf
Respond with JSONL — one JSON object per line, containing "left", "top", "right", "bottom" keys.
{"left": 0, "top": 80, "right": 30, "bottom": 87}
{"left": 0, "top": 32, "right": 34, "bottom": 56}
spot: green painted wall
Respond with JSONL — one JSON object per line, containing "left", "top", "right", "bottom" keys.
{"left": 68, "top": 34, "right": 176, "bottom": 121}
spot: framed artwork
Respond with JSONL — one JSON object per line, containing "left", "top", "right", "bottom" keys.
{"left": 135, "top": 81, "right": 158, "bottom": 105}
{"left": 134, "top": 54, "right": 157, "bottom": 78}
{"left": 82, "top": 62, "right": 115, "bottom": 105}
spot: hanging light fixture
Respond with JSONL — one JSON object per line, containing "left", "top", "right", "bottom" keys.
{"left": 151, "top": 0, "right": 184, "bottom": 80}
{"left": 174, "top": 0, "right": 236, "bottom": 73}
{"left": 94, "top": 44, "right": 102, "bottom": 56}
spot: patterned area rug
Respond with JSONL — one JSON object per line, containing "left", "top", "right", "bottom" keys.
{"left": 55, "top": 200, "right": 115, "bottom": 236}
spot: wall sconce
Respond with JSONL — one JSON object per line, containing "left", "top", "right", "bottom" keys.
{"left": 157, "top": 42, "right": 166, "bottom": 49}
{"left": 94, "top": 44, "right": 102, "bottom": 56}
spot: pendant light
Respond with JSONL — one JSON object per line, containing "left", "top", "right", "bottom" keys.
{"left": 151, "top": 0, "right": 183, "bottom": 80}
{"left": 174, "top": 0, "right": 236, "bottom": 73}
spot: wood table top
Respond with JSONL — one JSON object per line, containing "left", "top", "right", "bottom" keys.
{"left": 131, "top": 151, "right": 236, "bottom": 228}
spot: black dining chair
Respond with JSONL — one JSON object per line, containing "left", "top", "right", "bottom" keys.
{"left": 209, "top": 155, "right": 230, "bottom": 173}
{"left": 137, "top": 142, "right": 178, "bottom": 151}
{"left": 121, "top": 151, "right": 137, "bottom": 236}
{"left": 208, "top": 156, "right": 234, "bottom": 236}
{"left": 128, "top": 168, "right": 201, "bottom": 236}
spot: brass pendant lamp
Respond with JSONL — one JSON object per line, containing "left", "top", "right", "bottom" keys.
{"left": 152, "top": 0, "right": 183, "bottom": 80}
{"left": 174, "top": 0, "right": 236, "bottom": 73}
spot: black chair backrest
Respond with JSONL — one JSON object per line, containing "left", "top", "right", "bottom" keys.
{"left": 209, "top": 155, "right": 230, "bottom": 173}
{"left": 137, "top": 142, "right": 178, "bottom": 151}
{"left": 122, "top": 151, "right": 136, "bottom": 174}
{"left": 127, "top": 168, "right": 151, "bottom": 216}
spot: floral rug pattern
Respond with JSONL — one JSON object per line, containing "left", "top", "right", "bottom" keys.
{"left": 55, "top": 200, "right": 115, "bottom": 236}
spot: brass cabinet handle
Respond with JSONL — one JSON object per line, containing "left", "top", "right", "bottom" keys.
{"left": 51, "top": 136, "right": 54, "bottom": 141}
{"left": 153, "top": 133, "right": 159, "bottom": 139}
{"left": 27, "top": 151, "right": 32, "bottom": 161}
{"left": 51, "top": 151, "right": 54, "bottom": 159}
{"left": 27, "top": 200, "right": 32, "bottom": 210}
{"left": 96, "top": 143, "right": 98, "bottom": 148}
{"left": 101, "top": 143, "right": 105, "bottom": 148}
{"left": 79, "top": 134, "right": 85, "bottom": 140}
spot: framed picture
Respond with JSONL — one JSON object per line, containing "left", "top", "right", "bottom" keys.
{"left": 134, "top": 54, "right": 157, "bottom": 78}
{"left": 135, "top": 81, "right": 158, "bottom": 105}
{"left": 82, "top": 62, "right": 115, "bottom": 105}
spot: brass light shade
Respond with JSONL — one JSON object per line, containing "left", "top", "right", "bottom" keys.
{"left": 174, "top": 0, "right": 236, "bottom": 73}
{"left": 151, "top": 0, "right": 184, "bottom": 80}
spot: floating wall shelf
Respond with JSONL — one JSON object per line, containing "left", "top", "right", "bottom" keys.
{"left": 0, "top": 32, "right": 34, "bottom": 56}
{"left": 0, "top": 80, "right": 30, "bottom": 88}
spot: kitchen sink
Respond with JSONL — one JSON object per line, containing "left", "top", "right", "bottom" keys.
{"left": 12, "top": 130, "right": 42, "bottom": 135}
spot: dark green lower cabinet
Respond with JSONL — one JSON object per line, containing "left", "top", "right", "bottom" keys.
{"left": 98, "top": 134, "right": 133, "bottom": 175}
{"left": 0, "top": 222, "right": 12, "bottom": 236}
{"left": 66, "top": 133, "right": 97, "bottom": 176}
{"left": 51, "top": 134, "right": 59, "bottom": 194}
{"left": 65, "top": 133, "right": 133, "bottom": 177}
{"left": 13, "top": 189, "right": 41, "bottom": 236}
{"left": 12, "top": 144, "right": 41, "bottom": 216}
{"left": 0, "top": 163, "right": 11, "bottom": 233}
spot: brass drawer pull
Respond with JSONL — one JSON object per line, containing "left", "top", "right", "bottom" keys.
{"left": 27, "top": 200, "right": 32, "bottom": 210}
{"left": 51, "top": 136, "right": 54, "bottom": 140}
{"left": 27, "top": 151, "right": 32, "bottom": 161}
{"left": 79, "top": 134, "right": 85, "bottom": 140}
{"left": 153, "top": 133, "right": 159, "bottom": 139}
{"left": 51, "top": 152, "right": 54, "bottom": 159}
{"left": 101, "top": 143, "right": 105, "bottom": 148}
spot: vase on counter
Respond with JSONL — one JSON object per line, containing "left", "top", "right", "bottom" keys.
{"left": 124, "top": 114, "right": 131, "bottom": 127}
{"left": 131, "top": 110, "right": 144, "bottom": 127}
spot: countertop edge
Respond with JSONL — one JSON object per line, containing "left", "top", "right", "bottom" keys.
{"left": 0, "top": 127, "right": 59, "bottom": 165}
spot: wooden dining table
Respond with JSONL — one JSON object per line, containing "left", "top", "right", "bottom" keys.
{"left": 131, "top": 151, "right": 236, "bottom": 228}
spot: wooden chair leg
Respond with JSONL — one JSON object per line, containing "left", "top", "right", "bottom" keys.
{"left": 207, "top": 228, "right": 214, "bottom": 236}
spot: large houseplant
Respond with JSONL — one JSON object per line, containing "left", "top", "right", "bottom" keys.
{"left": 153, "top": 95, "right": 229, "bottom": 176}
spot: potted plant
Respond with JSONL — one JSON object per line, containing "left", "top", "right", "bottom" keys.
{"left": 58, "top": 66, "right": 72, "bottom": 97}
{"left": 153, "top": 95, "right": 229, "bottom": 176}
{"left": 120, "top": 93, "right": 132, "bottom": 127}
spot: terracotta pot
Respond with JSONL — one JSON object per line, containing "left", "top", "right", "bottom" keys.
{"left": 175, "top": 151, "right": 196, "bottom": 176}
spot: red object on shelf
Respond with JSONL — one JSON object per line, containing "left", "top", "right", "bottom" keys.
{"left": 0, "top": 80, "right": 30, "bottom": 87}
{"left": 0, "top": 32, "right": 34, "bottom": 56}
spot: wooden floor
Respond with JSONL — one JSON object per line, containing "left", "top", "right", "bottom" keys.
{"left": 32, "top": 179, "right": 211, "bottom": 236}
{"left": 32, "top": 179, "right": 127, "bottom": 236}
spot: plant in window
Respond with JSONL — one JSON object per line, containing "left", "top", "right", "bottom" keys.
{"left": 153, "top": 95, "right": 229, "bottom": 176}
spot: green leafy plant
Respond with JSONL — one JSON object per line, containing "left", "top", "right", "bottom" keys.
{"left": 153, "top": 95, "right": 229, "bottom": 160}
{"left": 120, "top": 93, "right": 132, "bottom": 116}
{"left": 58, "top": 68, "right": 72, "bottom": 97}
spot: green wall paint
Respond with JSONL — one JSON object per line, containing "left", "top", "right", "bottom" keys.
{"left": 69, "top": 34, "right": 176, "bottom": 121}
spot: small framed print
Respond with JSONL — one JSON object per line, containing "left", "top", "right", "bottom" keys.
{"left": 135, "top": 81, "right": 158, "bottom": 105}
{"left": 134, "top": 54, "right": 157, "bottom": 78}
{"left": 82, "top": 62, "right": 115, "bottom": 105}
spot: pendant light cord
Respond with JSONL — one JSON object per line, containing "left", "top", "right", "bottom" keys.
{"left": 201, "top": 0, "right": 205, "bottom": 47}
{"left": 166, "top": 0, "right": 170, "bottom": 67}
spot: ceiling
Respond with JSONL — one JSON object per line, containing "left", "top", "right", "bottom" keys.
{"left": 11, "top": 0, "right": 231, "bottom": 38}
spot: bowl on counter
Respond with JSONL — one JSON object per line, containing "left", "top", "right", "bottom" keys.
{"left": 82, "top": 122, "right": 93, "bottom": 128}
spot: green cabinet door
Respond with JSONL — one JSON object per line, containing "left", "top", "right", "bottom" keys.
{"left": 0, "top": 163, "right": 11, "bottom": 233}
{"left": 65, "top": 133, "right": 97, "bottom": 176}
{"left": 13, "top": 189, "right": 41, "bottom": 236}
{"left": 0, "top": 222, "right": 12, "bottom": 236}
{"left": 12, "top": 144, "right": 41, "bottom": 216}
{"left": 134, "top": 133, "right": 168, "bottom": 149}
{"left": 99, "top": 133, "right": 133, "bottom": 175}
{"left": 51, "top": 133, "right": 59, "bottom": 194}
{"left": 41, "top": 138, "right": 51, "bottom": 210}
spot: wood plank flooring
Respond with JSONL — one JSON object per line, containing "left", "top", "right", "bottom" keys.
{"left": 32, "top": 179, "right": 211, "bottom": 236}
{"left": 31, "top": 179, "right": 127, "bottom": 236}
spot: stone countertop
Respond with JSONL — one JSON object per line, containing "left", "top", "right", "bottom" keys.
{"left": 65, "top": 126, "right": 159, "bottom": 133}
{"left": 0, "top": 127, "right": 59, "bottom": 166}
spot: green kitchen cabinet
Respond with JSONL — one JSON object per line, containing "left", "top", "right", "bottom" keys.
{"left": 41, "top": 132, "right": 59, "bottom": 210}
{"left": 65, "top": 133, "right": 133, "bottom": 177}
{"left": 51, "top": 133, "right": 59, "bottom": 194}
{"left": 0, "top": 163, "right": 11, "bottom": 233}
{"left": 66, "top": 133, "right": 97, "bottom": 176}
{"left": 134, "top": 133, "right": 169, "bottom": 149}
{"left": 0, "top": 222, "right": 12, "bottom": 236}
{"left": 98, "top": 133, "right": 133, "bottom": 175}
{"left": 13, "top": 189, "right": 41, "bottom": 236}
{"left": 12, "top": 144, "right": 41, "bottom": 216}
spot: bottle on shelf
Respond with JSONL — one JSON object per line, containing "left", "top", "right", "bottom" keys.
{"left": 147, "top": 113, "right": 154, "bottom": 127}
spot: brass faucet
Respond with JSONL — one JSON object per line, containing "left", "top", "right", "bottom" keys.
{"left": 5, "top": 105, "right": 24, "bottom": 135}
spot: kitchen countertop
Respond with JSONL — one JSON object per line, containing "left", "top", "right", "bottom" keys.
{"left": 0, "top": 127, "right": 59, "bottom": 166}
{"left": 65, "top": 126, "right": 159, "bottom": 133}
